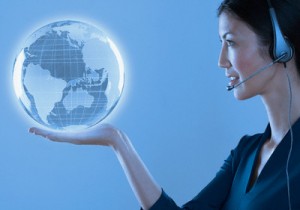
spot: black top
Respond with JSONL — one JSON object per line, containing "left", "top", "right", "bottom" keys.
{"left": 146, "top": 119, "right": 300, "bottom": 210}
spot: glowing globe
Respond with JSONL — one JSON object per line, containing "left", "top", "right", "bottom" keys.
{"left": 13, "top": 20, "right": 124, "bottom": 131}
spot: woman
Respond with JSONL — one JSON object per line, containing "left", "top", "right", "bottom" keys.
{"left": 29, "top": 0, "right": 300, "bottom": 209}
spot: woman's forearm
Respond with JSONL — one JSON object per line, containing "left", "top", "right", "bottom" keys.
{"left": 113, "top": 131, "right": 162, "bottom": 210}
{"left": 29, "top": 125, "right": 162, "bottom": 209}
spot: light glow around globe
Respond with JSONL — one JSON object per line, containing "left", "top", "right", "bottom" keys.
{"left": 13, "top": 20, "right": 124, "bottom": 131}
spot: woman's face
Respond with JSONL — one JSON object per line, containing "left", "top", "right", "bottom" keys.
{"left": 218, "top": 11, "right": 277, "bottom": 100}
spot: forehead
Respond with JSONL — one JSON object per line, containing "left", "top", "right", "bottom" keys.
{"left": 218, "top": 12, "right": 255, "bottom": 39}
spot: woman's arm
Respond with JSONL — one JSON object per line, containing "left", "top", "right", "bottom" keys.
{"left": 29, "top": 124, "right": 162, "bottom": 210}
{"left": 112, "top": 130, "right": 162, "bottom": 209}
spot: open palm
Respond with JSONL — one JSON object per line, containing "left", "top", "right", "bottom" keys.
{"left": 29, "top": 123, "right": 122, "bottom": 147}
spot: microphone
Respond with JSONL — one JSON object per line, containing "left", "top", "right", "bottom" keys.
{"left": 226, "top": 53, "right": 287, "bottom": 91}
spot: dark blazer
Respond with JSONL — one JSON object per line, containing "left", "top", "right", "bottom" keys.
{"left": 146, "top": 119, "right": 300, "bottom": 210}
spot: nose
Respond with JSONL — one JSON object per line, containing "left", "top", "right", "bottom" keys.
{"left": 218, "top": 45, "right": 231, "bottom": 69}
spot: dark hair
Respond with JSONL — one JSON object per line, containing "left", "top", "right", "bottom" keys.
{"left": 217, "top": 0, "right": 300, "bottom": 76}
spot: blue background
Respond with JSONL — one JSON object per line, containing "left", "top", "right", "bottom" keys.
{"left": 0, "top": 0, "right": 267, "bottom": 209}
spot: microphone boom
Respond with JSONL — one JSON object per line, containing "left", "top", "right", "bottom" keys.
{"left": 226, "top": 53, "right": 287, "bottom": 91}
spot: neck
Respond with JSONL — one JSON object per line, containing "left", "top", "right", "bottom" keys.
{"left": 261, "top": 66, "right": 300, "bottom": 144}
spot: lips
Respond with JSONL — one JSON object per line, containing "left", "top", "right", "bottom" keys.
{"left": 228, "top": 76, "right": 239, "bottom": 87}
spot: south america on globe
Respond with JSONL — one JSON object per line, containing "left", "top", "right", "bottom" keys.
{"left": 13, "top": 20, "right": 124, "bottom": 131}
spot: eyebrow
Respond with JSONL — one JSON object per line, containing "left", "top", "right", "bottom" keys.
{"left": 220, "top": 32, "right": 233, "bottom": 39}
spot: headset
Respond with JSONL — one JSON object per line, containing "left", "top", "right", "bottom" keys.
{"left": 226, "top": 0, "right": 294, "bottom": 91}
{"left": 267, "top": 0, "right": 294, "bottom": 63}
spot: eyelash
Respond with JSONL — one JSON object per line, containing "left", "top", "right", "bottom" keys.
{"left": 225, "top": 40, "right": 235, "bottom": 47}
{"left": 219, "top": 39, "right": 235, "bottom": 47}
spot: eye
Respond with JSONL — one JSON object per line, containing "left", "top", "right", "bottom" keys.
{"left": 226, "top": 40, "right": 235, "bottom": 47}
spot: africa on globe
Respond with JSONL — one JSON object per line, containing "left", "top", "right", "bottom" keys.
{"left": 13, "top": 20, "right": 125, "bottom": 131}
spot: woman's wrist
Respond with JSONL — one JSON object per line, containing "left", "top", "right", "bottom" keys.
{"left": 110, "top": 128, "right": 128, "bottom": 151}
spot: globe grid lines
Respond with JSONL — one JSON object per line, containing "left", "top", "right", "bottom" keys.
{"left": 53, "top": 35, "right": 63, "bottom": 128}
{"left": 74, "top": 49, "right": 81, "bottom": 124}
{"left": 44, "top": 35, "right": 107, "bottom": 127}
{"left": 14, "top": 20, "right": 123, "bottom": 130}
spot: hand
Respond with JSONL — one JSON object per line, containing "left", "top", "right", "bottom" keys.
{"left": 29, "top": 123, "right": 123, "bottom": 147}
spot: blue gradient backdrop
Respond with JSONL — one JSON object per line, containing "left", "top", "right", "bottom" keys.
{"left": 0, "top": 0, "right": 267, "bottom": 209}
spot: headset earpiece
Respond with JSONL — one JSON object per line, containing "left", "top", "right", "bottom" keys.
{"left": 268, "top": 1, "right": 294, "bottom": 63}
{"left": 269, "top": 8, "right": 294, "bottom": 63}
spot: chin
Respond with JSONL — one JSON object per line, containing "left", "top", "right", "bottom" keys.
{"left": 233, "top": 88, "right": 256, "bottom": 100}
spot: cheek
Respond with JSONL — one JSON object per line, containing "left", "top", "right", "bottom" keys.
{"left": 230, "top": 49, "right": 263, "bottom": 77}
{"left": 231, "top": 54, "right": 254, "bottom": 76}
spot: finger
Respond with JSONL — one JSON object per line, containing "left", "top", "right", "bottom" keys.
{"left": 29, "top": 127, "right": 66, "bottom": 142}
{"left": 29, "top": 127, "right": 84, "bottom": 144}
{"left": 29, "top": 127, "right": 51, "bottom": 138}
